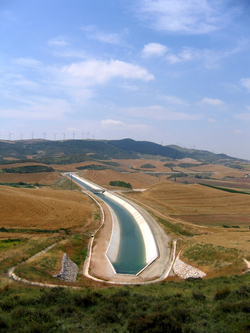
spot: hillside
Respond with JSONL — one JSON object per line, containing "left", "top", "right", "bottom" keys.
{"left": 0, "top": 138, "right": 247, "bottom": 166}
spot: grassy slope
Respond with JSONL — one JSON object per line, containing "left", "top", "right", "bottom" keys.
{"left": 0, "top": 273, "right": 249, "bottom": 332}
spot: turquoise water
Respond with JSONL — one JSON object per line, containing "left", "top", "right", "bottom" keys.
{"left": 96, "top": 194, "right": 146, "bottom": 274}
{"left": 69, "top": 174, "right": 146, "bottom": 274}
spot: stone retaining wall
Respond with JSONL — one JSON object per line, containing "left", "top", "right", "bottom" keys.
{"left": 54, "top": 253, "right": 78, "bottom": 283}
{"left": 173, "top": 252, "right": 206, "bottom": 279}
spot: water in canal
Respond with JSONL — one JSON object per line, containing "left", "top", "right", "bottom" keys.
{"left": 69, "top": 174, "right": 146, "bottom": 274}
{"left": 96, "top": 193, "right": 146, "bottom": 274}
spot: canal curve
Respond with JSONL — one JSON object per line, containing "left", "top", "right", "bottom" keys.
{"left": 67, "top": 173, "right": 158, "bottom": 275}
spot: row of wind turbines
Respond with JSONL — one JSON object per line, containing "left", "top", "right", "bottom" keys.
{"left": 4, "top": 131, "right": 95, "bottom": 141}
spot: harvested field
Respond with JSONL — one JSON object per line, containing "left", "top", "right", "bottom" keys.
{"left": 127, "top": 181, "right": 250, "bottom": 218}
{"left": 79, "top": 169, "right": 164, "bottom": 189}
{"left": 0, "top": 172, "right": 59, "bottom": 185}
{"left": 174, "top": 214, "right": 250, "bottom": 227}
{"left": 189, "top": 164, "right": 246, "bottom": 178}
{"left": 124, "top": 180, "right": 250, "bottom": 274}
{"left": 0, "top": 186, "right": 98, "bottom": 230}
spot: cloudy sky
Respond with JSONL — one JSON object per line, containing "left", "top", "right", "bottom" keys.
{"left": 1, "top": 0, "right": 250, "bottom": 159}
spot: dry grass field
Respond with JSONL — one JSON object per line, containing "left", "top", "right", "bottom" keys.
{"left": 0, "top": 172, "right": 59, "bottom": 185}
{"left": 0, "top": 186, "right": 97, "bottom": 230}
{"left": 1, "top": 159, "right": 250, "bottom": 283}
{"left": 0, "top": 184, "right": 101, "bottom": 285}
{"left": 79, "top": 168, "right": 164, "bottom": 189}
{"left": 0, "top": 161, "right": 60, "bottom": 184}
{"left": 123, "top": 180, "right": 250, "bottom": 276}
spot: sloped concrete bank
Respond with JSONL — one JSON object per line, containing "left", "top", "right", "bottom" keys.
{"left": 104, "top": 191, "right": 158, "bottom": 268}
{"left": 69, "top": 174, "right": 159, "bottom": 272}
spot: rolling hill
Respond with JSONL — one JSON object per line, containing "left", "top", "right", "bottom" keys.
{"left": 0, "top": 138, "right": 246, "bottom": 166}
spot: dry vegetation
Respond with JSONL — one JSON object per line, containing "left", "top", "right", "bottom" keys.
{"left": 1, "top": 157, "right": 250, "bottom": 283}
{"left": 124, "top": 180, "right": 250, "bottom": 276}
{"left": 0, "top": 186, "right": 96, "bottom": 230}
{"left": 0, "top": 182, "right": 101, "bottom": 285}
{"left": 79, "top": 168, "right": 163, "bottom": 189}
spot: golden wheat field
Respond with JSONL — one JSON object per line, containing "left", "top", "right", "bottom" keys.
{"left": 0, "top": 186, "right": 96, "bottom": 231}
{"left": 79, "top": 168, "right": 164, "bottom": 188}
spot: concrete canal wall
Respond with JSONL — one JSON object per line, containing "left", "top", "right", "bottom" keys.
{"left": 106, "top": 205, "right": 120, "bottom": 263}
{"left": 69, "top": 174, "right": 159, "bottom": 270}
{"left": 104, "top": 191, "right": 158, "bottom": 266}
{"left": 69, "top": 174, "right": 103, "bottom": 191}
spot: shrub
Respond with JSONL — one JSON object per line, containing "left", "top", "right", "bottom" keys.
{"left": 214, "top": 287, "right": 231, "bottom": 300}
{"left": 234, "top": 285, "right": 250, "bottom": 299}
{"left": 38, "top": 287, "right": 71, "bottom": 306}
{"left": 74, "top": 293, "right": 97, "bottom": 308}
{"left": 0, "top": 317, "right": 8, "bottom": 329}
{"left": 127, "top": 312, "right": 182, "bottom": 333}
{"left": 192, "top": 291, "right": 206, "bottom": 301}
{"left": 94, "top": 309, "right": 119, "bottom": 325}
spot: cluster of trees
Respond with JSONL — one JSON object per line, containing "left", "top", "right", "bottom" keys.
{"left": 3, "top": 165, "right": 54, "bottom": 173}
{"left": 109, "top": 181, "right": 132, "bottom": 188}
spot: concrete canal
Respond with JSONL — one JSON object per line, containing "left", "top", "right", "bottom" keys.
{"left": 67, "top": 173, "right": 158, "bottom": 275}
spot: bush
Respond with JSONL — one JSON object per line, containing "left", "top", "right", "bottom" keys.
{"left": 94, "top": 309, "right": 119, "bottom": 325}
{"left": 127, "top": 312, "right": 182, "bottom": 333}
{"left": 214, "top": 287, "right": 231, "bottom": 300}
{"left": 192, "top": 291, "right": 206, "bottom": 301}
{"left": 74, "top": 293, "right": 97, "bottom": 308}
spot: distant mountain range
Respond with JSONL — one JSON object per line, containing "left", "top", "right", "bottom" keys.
{"left": 0, "top": 138, "right": 246, "bottom": 166}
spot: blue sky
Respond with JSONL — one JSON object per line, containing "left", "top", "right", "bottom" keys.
{"left": 1, "top": 0, "right": 250, "bottom": 159}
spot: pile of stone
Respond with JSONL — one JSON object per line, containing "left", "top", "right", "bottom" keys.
{"left": 54, "top": 253, "right": 78, "bottom": 283}
{"left": 173, "top": 253, "right": 206, "bottom": 279}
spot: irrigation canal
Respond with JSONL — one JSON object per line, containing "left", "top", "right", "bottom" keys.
{"left": 67, "top": 173, "right": 148, "bottom": 275}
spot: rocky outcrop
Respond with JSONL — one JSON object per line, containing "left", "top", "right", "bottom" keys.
{"left": 54, "top": 253, "right": 78, "bottom": 283}
{"left": 173, "top": 252, "right": 206, "bottom": 279}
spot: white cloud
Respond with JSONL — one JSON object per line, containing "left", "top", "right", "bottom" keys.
{"left": 101, "top": 119, "right": 150, "bottom": 131}
{"left": 61, "top": 59, "right": 154, "bottom": 84}
{"left": 160, "top": 95, "right": 189, "bottom": 106}
{"left": 124, "top": 105, "right": 200, "bottom": 121}
{"left": 0, "top": 98, "right": 71, "bottom": 120}
{"left": 240, "top": 78, "right": 250, "bottom": 92}
{"left": 208, "top": 118, "right": 216, "bottom": 123}
{"left": 142, "top": 43, "right": 169, "bottom": 57}
{"left": 233, "top": 129, "right": 242, "bottom": 134}
{"left": 82, "top": 25, "right": 129, "bottom": 46}
{"left": 136, "top": 0, "right": 239, "bottom": 34}
{"left": 49, "top": 37, "right": 68, "bottom": 46}
{"left": 235, "top": 113, "right": 250, "bottom": 121}
{"left": 201, "top": 97, "right": 224, "bottom": 106}
{"left": 166, "top": 47, "right": 200, "bottom": 64}
{"left": 11, "top": 58, "right": 41, "bottom": 67}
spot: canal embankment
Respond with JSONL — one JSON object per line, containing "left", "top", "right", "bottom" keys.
{"left": 68, "top": 173, "right": 172, "bottom": 283}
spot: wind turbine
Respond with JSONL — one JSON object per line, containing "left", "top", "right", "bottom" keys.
{"left": 87, "top": 131, "right": 89, "bottom": 139}
{"left": 62, "top": 133, "right": 65, "bottom": 141}
{"left": 82, "top": 131, "right": 84, "bottom": 140}
{"left": 54, "top": 132, "right": 57, "bottom": 141}
{"left": 72, "top": 131, "right": 76, "bottom": 140}
{"left": 8, "top": 132, "right": 13, "bottom": 141}
{"left": 31, "top": 131, "right": 34, "bottom": 140}
{"left": 42, "top": 132, "right": 46, "bottom": 140}
{"left": 20, "top": 133, "right": 24, "bottom": 140}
